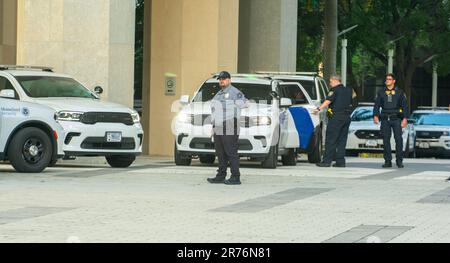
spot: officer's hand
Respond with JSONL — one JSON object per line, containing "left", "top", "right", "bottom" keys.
{"left": 312, "top": 108, "right": 320, "bottom": 115}
{"left": 401, "top": 119, "right": 408, "bottom": 129}
{"left": 374, "top": 116, "right": 379, "bottom": 124}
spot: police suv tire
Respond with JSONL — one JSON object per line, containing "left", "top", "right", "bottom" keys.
{"left": 7, "top": 127, "right": 52, "bottom": 173}
{"left": 105, "top": 155, "right": 136, "bottom": 168}
{"left": 308, "top": 129, "right": 322, "bottom": 164}
{"left": 174, "top": 143, "right": 192, "bottom": 166}
{"left": 405, "top": 138, "right": 416, "bottom": 158}
{"left": 199, "top": 155, "right": 215, "bottom": 164}
{"left": 262, "top": 144, "right": 278, "bottom": 169}
{"left": 281, "top": 149, "right": 297, "bottom": 166}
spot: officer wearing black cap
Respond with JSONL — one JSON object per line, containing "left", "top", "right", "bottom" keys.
{"left": 207, "top": 71, "right": 248, "bottom": 185}
{"left": 315, "top": 75, "right": 353, "bottom": 168}
{"left": 373, "top": 73, "right": 409, "bottom": 168}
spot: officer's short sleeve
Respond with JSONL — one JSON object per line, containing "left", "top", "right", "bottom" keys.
{"left": 326, "top": 89, "right": 337, "bottom": 102}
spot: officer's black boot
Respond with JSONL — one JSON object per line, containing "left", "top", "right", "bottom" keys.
{"left": 224, "top": 176, "right": 241, "bottom": 185}
{"left": 396, "top": 161, "right": 404, "bottom": 169}
{"left": 382, "top": 161, "right": 393, "bottom": 168}
{"left": 207, "top": 175, "right": 226, "bottom": 184}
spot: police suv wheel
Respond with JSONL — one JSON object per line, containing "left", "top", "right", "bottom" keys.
{"left": 199, "top": 155, "right": 215, "bottom": 164}
{"left": 281, "top": 149, "right": 297, "bottom": 166}
{"left": 308, "top": 129, "right": 322, "bottom": 164}
{"left": 174, "top": 143, "right": 192, "bottom": 166}
{"left": 7, "top": 127, "right": 52, "bottom": 173}
{"left": 262, "top": 144, "right": 278, "bottom": 169}
{"left": 105, "top": 155, "right": 136, "bottom": 168}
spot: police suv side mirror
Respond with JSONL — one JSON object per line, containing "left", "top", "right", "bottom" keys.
{"left": 280, "top": 97, "right": 292, "bottom": 108}
{"left": 180, "top": 95, "right": 190, "bottom": 105}
{"left": 94, "top": 86, "right": 104, "bottom": 95}
{"left": 0, "top": 89, "right": 15, "bottom": 99}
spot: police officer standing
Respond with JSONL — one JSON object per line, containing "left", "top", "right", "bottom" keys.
{"left": 207, "top": 71, "right": 248, "bottom": 185}
{"left": 373, "top": 73, "right": 409, "bottom": 168}
{"left": 315, "top": 75, "right": 353, "bottom": 168}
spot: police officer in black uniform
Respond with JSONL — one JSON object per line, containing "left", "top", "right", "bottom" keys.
{"left": 315, "top": 75, "right": 353, "bottom": 168}
{"left": 207, "top": 71, "right": 248, "bottom": 185}
{"left": 373, "top": 73, "right": 409, "bottom": 168}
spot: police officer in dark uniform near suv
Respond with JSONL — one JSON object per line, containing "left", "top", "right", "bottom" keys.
{"left": 315, "top": 75, "right": 353, "bottom": 168}
{"left": 207, "top": 71, "right": 248, "bottom": 185}
{"left": 373, "top": 73, "right": 409, "bottom": 168}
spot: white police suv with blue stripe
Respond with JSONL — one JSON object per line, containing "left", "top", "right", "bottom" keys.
{"left": 174, "top": 74, "right": 324, "bottom": 168}
{"left": 0, "top": 65, "right": 143, "bottom": 168}
{"left": 1, "top": 83, "right": 65, "bottom": 173}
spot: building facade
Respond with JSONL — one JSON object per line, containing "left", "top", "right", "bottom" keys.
{"left": 0, "top": 0, "right": 298, "bottom": 156}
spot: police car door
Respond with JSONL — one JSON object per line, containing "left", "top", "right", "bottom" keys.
{"left": 278, "top": 83, "right": 315, "bottom": 150}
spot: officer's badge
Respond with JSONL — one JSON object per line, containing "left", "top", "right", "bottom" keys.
{"left": 224, "top": 93, "right": 230, "bottom": 99}
{"left": 328, "top": 91, "right": 334, "bottom": 96}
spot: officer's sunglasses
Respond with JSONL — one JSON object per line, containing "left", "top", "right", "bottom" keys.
{"left": 386, "top": 78, "right": 394, "bottom": 81}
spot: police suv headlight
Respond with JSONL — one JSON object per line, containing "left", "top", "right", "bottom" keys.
{"left": 56, "top": 111, "right": 83, "bottom": 122}
{"left": 442, "top": 131, "right": 450, "bottom": 136}
{"left": 251, "top": 116, "right": 271, "bottom": 126}
{"left": 177, "top": 112, "right": 193, "bottom": 124}
{"left": 131, "top": 111, "right": 140, "bottom": 123}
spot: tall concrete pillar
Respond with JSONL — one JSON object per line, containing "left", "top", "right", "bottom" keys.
{"left": 15, "top": 0, "right": 135, "bottom": 107}
{"left": 238, "top": 0, "right": 298, "bottom": 73}
{"left": 147, "top": 0, "right": 239, "bottom": 156}
{"left": 0, "top": 0, "right": 17, "bottom": 64}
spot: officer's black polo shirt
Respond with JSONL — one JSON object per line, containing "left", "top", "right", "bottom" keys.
{"left": 326, "top": 84, "right": 353, "bottom": 114}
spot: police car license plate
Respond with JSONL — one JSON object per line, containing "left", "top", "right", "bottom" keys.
{"left": 418, "top": 142, "right": 430, "bottom": 149}
{"left": 106, "top": 132, "right": 122, "bottom": 143}
{"left": 365, "top": 140, "right": 378, "bottom": 147}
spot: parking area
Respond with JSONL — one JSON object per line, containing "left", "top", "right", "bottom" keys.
{"left": 0, "top": 156, "right": 450, "bottom": 243}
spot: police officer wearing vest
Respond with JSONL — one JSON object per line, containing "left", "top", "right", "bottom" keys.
{"left": 315, "top": 75, "right": 353, "bottom": 168}
{"left": 207, "top": 71, "right": 248, "bottom": 185}
{"left": 373, "top": 73, "right": 409, "bottom": 168}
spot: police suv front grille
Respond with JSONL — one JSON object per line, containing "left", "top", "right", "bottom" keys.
{"left": 416, "top": 131, "right": 443, "bottom": 139}
{"left": 189, "top": 138, "right": 253, "bottom": 151}
{"left": 191, "top": 114, "right": 211, "bottom": 126}
{"left": 81, "top": 112, "right": 134, "bottom": 126}
{"left": 81, "top": 137, "right": 136, "bottom": 150}
{"left": 355, "top": 130, "right": 383, "bottom": 140}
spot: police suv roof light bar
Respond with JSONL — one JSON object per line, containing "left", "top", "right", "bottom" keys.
{"left": 0, "top": 65, "right": 54, "bottom": 72}
{"left": 254, "top": 71, "right": 319, "bottom": 76}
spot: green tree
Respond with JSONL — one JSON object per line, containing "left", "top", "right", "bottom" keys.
{"left": 339, "top": 0, "right": 450, "bottom": 106}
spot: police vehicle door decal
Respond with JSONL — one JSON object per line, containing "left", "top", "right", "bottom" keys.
{"left": 288, "top": 107, "right": 315, "bottom": 149}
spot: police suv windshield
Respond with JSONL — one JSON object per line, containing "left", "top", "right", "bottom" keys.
{"left": 417, "top": 114, "right": 450, "bottom": 126}
{"left": 351, "top": 107, "right": 374, "bottom": 122}
{"left": 15, "top": 76, "right": 96, "bottom": 99}
{"left": 193, "top": 82, "right": 273, "bottom": 104}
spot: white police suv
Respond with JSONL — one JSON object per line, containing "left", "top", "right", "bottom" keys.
{"left": 346, "top": 104, "right": 416, "bottom": 157}
{"left": 173, "top": 74, "right": 325, "bottom": 168}
{"left": 411, "top": 108, "right": 450, "bottom": 158}
{"left": 0, "top": 65, "right": 143, "bottom": 168}
{"left": 1, "top": 89, "right": 65, "bottom": 173}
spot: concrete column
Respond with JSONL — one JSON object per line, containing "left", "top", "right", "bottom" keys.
{"left": 238, "top": 0, "right": 298, "bottom": 73}
{"left": 147, "top": 0, "right": 239, "bottom": 156}
{"left": 0, "top": 0, "right": 17, "bottom": 64}
{"left": 15, "top": 0, "right": 135, "bottom": 108}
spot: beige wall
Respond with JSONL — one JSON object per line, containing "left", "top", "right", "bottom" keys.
{"left": 0, "top": 0, "right": 17, "bottom": 64}
{"left": 147, "top": 0, "right": 239, "bottom": 156}
{"left": 15, "top": 0, "right": 135, "bottom": 107}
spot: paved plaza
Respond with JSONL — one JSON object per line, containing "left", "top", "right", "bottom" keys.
{"left": 0, "top": 156, "right": 450, "bottom": 243}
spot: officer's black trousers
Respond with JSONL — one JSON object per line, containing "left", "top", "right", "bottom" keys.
{"left": 214, "top": 134, "right": 240, "bottom": 178}
{"left": 381, "top": 119, "right": 403, "bottom": 163}
{"left": 323, "top": 114, "right": 351, "bottom": 165}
